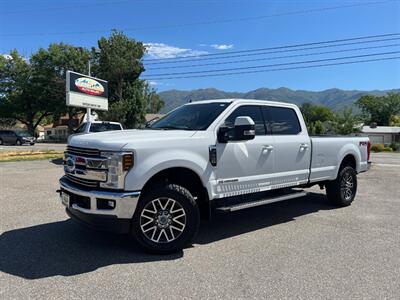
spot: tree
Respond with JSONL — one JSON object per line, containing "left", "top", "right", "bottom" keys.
{"left": 300, "top": 103, "right": 335, "bottom": 134}
{"left": 333, "top": 107, "right": 360, "bottom": 135}
{"left": 0, "top": 50, "right": 51, "bottom": 134}
{"left": 356, "top": 93, "right": 400, "bottom": 126}
{"left": 146, "top": 86, "right": 165, "bottom": 113}
{"left": 30, "top": 43, "right": 91, "bottom": 133}
{"left": 96, "top": 30, "right": 154, "bottom": 128}
{"left": 300, "top": 103, "right": 359, "bottom": 135}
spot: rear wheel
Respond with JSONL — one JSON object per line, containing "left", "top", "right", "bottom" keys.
{"left": 0, "top": 138, "right": 3, "bottom": 145}
{"left": 16, "top": 139, "right": 22, "bottom": 146}
{"left": 326, "top": 166, "right": 357, "bottom": 207}
{"left": 132, "top": 183, "right": 200, "bottom": 254}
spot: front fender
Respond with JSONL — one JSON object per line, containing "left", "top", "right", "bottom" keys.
{"left": 124, "top": 149, "right": 213, "bottom": 191}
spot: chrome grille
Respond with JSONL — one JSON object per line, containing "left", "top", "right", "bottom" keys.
{"left": 66, "top": 174, "right": 98, "bottom": 188}
{"left": 66, "top": 146, "right": 100, "bottom": 157}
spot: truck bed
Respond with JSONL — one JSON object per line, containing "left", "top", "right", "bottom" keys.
{"left": 309, "top": 136, "right": 370, "bottom": 183}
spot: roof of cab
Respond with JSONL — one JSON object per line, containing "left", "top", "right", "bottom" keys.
{"left": 185, "top": 98, "right": 298, "bottom": 108}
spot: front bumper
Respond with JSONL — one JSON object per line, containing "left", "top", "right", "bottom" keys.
{"left": 59, "top": 176, "right": 141, "bottom": 220}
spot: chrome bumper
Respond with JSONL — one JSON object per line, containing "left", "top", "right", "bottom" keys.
{"left": 59, "top": 177, "right": 141, "bottom": 219}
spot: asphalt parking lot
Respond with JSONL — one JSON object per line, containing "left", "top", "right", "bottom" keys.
{"left": 0, "top": 153, "right": 399, "bottom": 299}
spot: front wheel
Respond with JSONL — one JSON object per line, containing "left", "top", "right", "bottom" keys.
{"left": 326, "top": 166, "right": 357, "bottom": 207}
{"left": 16, "top": 139, "right": 22, "bottom": 146}
{"left": 132, "top": 183, "right": 200, "bottom": 254}
{"left": 0, "top": 138, "right": 3, "bottom": 145}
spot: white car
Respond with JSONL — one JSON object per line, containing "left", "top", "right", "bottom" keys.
{"left": 73, "top": 121, "right": 123, "bottom": 134}
{"left": 59, "top": 99, "right": 371, "bottom": 253}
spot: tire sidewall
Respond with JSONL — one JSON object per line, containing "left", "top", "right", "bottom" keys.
{"left": 338, "top": 166, "right": 357, "bottom": 205}
{"left": 132, "top": 183, "right": 200, "bottom": 254}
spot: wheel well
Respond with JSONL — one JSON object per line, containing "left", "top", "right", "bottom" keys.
{"left": 141, "top": 167, "right": 210, "bottom": 220}
{"left": 340, "top": 154, "right": 356, "bottom": 170}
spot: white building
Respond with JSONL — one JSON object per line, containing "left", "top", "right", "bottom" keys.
{"left": 361, "top": 126, "right": 400, "bottom": 145}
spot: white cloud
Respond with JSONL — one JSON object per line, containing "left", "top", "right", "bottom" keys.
{"left": 146, "top": 80, "right": 174, "bottom": 87}
{"left": 145, "top": 43, "right": 208, "bottom": 59}
{"left": 210, "top": 44, "right": 234, "bottom": 50}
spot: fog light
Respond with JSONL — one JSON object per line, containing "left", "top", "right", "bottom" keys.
{"left": 96, "top": 198, "right": 116, "bottom": 210}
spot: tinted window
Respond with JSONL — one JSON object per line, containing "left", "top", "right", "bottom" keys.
{"left": 263, "top": 106, "right": 301, "bottom": 135}
{"left": 150, "top": 102, "right": 230, "bottom": 130}
{"left": 75, "top": 123, "right": 87, "bottom": 134}
{"left": 225, "top": 105, "right": 265, "bottom": 135}
{"left": 90, "top": 123, "right": 122, "bottom": 133}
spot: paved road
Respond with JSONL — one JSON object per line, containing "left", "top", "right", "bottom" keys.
{"left": 0, "top": 154, "right": 399, "bottom": 299}
{"left": 0, "top": 143, "right": 66, "bottom": 152}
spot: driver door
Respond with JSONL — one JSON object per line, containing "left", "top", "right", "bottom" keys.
{"left": 215, "top": 105, "right": 275, "bottom": 198}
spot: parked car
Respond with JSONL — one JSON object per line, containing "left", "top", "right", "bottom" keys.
{"left": 0, "top": 130, "right": 36, "bottom": 145}
{"left": 58, "top": 99, "right": 371, "bottom": 253}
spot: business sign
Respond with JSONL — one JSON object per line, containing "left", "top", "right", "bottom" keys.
{"left": 66, "top": 71, "right": 108, "bottom": 110}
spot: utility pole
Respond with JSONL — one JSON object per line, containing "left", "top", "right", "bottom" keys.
{"left": 86, "top": 59, "right": 91, "bottom": 123}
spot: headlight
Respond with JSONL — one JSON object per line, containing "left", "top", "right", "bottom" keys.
{"left": 99, "top": 151, "right": 134, "bottom": 189}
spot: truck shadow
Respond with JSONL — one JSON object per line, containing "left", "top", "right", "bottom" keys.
{"left": 0, "top": 192, "right": 336, "bottom": 279}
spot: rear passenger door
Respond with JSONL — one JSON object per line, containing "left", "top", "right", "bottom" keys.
{"left": 262, "top": 106, "right": 311, "bottom": 187}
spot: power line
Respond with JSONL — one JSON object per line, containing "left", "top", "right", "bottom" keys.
{"left": 142, "top": 51, "right": 400, "bottom": 77}
{"left": 142, "top": 56, "right": 400, "bottom": 80}
{"left": 144, "top": 32, "right": 400, "bottom": 62}
{"left": 144, "top": 36, "right": 400, "bottom": 65}
{"left": 145, "top": 43, "right": 400, "bottom": 70}
{"left": 1, "top": 0, "right": 396, "bottom": 37}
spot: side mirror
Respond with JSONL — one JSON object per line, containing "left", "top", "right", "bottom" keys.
{"left": 218, "top": 116, "right": 255, "bottom": 143}
{"left": 233, "top": 116, "right": 255, "bottom": 141}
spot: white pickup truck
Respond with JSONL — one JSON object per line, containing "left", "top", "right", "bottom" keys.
{"left": 59, "top": 99, "right": 371, "bottom": 253}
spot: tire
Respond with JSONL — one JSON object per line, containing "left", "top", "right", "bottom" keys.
{"left": 16, "top": 139, "right": 22, "bottom": 146}
{"left": 30, "top": 143, "right": 35, "bottom": 146}
{"left": 326, "top": 166, "right": 357, "bottom": 207}
{"left": 0, "top": 138, "right": 3, "bottom": 145}
{"left": 132, "top": 183, "right": 200, "bottom": 254}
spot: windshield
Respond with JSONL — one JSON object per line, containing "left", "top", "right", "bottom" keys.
{"left": 150, "top": 102, "right": 231, "bottom": 130}
{"left": 89, "top": 123, "right": 122, "bottom": 133}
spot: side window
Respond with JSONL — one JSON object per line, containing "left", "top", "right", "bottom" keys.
{"left": 224, "top": 105, "right": 265, "bottom": 135}
{"left": 263, "top": 106, "right": 301, "bottom": 135}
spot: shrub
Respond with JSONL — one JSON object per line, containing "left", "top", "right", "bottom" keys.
{"left": 371, "top": 144, "right": 385, "bottom": 152}
{"left": 389, "top": 143, "right": 399, "bottom": 151}
{"left": 383, "top": 147, "right": 393, "bottom": 152}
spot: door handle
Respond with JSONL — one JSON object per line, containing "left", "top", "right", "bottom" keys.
{"left": 300, "top": 143, "right": 309, "bottom": 150}
{"left": 262, "top": 145, "right": 274, "bottom": 152}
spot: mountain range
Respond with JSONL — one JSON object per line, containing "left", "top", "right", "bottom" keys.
{"left": 158, "top": 87, "right": 399, "bottom": 113}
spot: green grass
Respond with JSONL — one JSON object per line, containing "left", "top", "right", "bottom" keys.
{"left": 0, "top": 150, "right": 63, "bottom": 162}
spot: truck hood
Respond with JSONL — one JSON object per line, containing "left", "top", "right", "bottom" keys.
{"left": 69, "top": 129, "right": 196, "bottom": 151}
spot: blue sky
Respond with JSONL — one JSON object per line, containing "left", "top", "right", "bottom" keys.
{"left": 1, "top": 0, "right": 399, "bottom": 92}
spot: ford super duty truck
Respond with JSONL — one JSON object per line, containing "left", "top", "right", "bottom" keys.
{"left": 59, "top": 99, "right": 371, "bottom": 253}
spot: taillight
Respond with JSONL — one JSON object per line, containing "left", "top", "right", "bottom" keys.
{"left": 367, "top": 141, "right": 371, "bottom": 162}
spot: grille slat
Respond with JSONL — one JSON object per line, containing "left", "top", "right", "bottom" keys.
{"left": 66, "top": 146, "right": 100, "bottom": 157}
{"left": 66, "top": 174, "right": 98, "bottom": 188}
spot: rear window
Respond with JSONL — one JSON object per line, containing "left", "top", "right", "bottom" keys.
{"left": 89, "top": 123, "right": 122, "bottom": 133}
{"left": 263, "top": 106, "right": 301, "bottom": 135}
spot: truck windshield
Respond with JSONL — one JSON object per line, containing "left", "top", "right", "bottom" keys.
{"left": 150, "top": 102, "right": 231, "bottom": 130}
